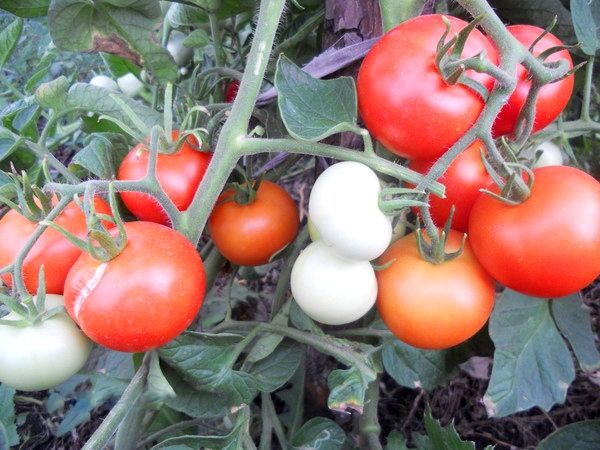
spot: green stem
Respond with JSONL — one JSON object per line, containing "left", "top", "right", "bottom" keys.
{"left": 0, "top": 73, "right": 23, "bottom": 99}
{"left": 258, "top": 394, "right": 273, "bottom": 450}
{"left": 82, "top": 355, "right": 150, "bottom": 450}
{"left": 209, "top": 13, "right": 226, "bottom": 69}
{"left": 242, "top": 138, "right": 445, "bottom": 196}
{"left": 262, "top": 393, "right": 288, "bottom": 448}
{"left": 359, "top": 376, "right": 383, "bottom": 450}
{"left": 581, "top": 54, "right": 595, "bottom": 122}
{"left": 271, "top": 226, "right": 309, "bottom": 318}
{"left": 272, "top": 8, "right": 326, "bottom": 57}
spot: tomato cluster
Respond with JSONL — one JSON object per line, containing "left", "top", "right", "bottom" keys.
{"left": 356, "top": 14, "right": 600, "bottom": 349}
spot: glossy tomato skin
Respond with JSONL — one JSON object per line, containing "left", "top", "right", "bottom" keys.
{"left": 469, "top": 166, "right": 600, "bottom": 298}
{"left": 117, "top": 130, "right": 211, "bottom": 225}
{"left": 225, "top": 80, "right": 239, "bottom": 102}
{"left": 0, "top": 197, "right": 112, "bottom": 294}
{"left": 492, "top": 25, "right": 574, "bottom": 137}
{"left": 63, "top": 221, "right": 206, "bottom": 352}
{"left": 0, "top": 295, "right": 92, "bottom": 391}
{"left": 208, "top": 181, "right": 299, "bottom": 266}
{"left": 357, "top": 14, "right": 498, "bottom": 159}
{"left": 409, "top": 140, "right": 492, "bottom": 232}
{"left": 376, "top": 231, "right": 495, "bottom": 350}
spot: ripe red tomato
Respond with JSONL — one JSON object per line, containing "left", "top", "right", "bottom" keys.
{"left": 409, "top": 140, "right": 492, "bottom": 232}
{"left": 117, "top": 130, "right": 211, "bottom": 225}
{"left": 376, "top": 231, "right": 495, "bottom": 350}
{"left": 0, "top": 197, "right": 113, "bottom": 294}
{"left": 225, "top": 80, "right": 239, "bottom": 102}
{"left": 208, "top": 180, "right": 299, "bottom": 266}
{"left": 469, "top": 166, "right": 600, "bottom": 298}
{"left": 63, "top": 221, "right": 205, "bottom": 352}
{"left": 357, "top": 14, "right": 498, "bottom": 159}
{"left": 492, "top": 25, "right": 574, "bottom": 137}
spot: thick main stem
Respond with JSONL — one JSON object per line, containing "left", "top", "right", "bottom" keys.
{"left": 183, "top": 0, "right": 288, "bottom": 245}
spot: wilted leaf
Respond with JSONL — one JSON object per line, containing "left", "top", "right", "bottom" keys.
{"left": 327, "top": 367, "right": 372, "bottom": 414}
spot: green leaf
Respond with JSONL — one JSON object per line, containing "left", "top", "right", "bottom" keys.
{"left": 166, "top": 0, "right": 255, "bottom": 26}
{"left": 147, "top": 352, "right": 176, "bottom": 408}
{"left": 0, "top": 129, "right": 20, "bottom": 161}
{"left": 0, "top": 385, "right": 18, "bottom": 447}
{"left": 537, "top": 419, "right": 600, "bottom": 450}
{"left": 386, "top": 431, "right": 409, "bottom": 450}
{"left": 327, "top": 366, "right": 372, "bottom": 415}
{"left": 275, "top": 55, "right": 357, "bottom": 141}
{"left": 571, "top": 0, "right": 600, "bottom": 56}
{"left": 290, "top": 417, "right": 345, "bottom": 450}
{"left": 102, "top": 52, "right": 142, "bottom": 78}
{"left": 48, "top": 0, "right": 177, "bottom": 83}
{"left": 183, "top": 29, "right": 210, "bottom": 48}
{"left": 159, "top": 332, "right": 258, "bottom": 406}
{"left": 411, "top": 409, "right": 487, "bottom": 450}
{"left": 382, "top": 339, "right": 456, "bottom": 390}
{"left": 551, "top": 294, "right": 600, "bottom": 372}
{"left": 151, "top": 408, "right": 248, "bottom": 450}
{"left": 0, "top": 170, "right": 16, "bottom": 200}
{"left": 0, "top": 0, "right": 50, "bottom": 17}
{"left": 69, "top": 134, "right": 130, "bottom": 179}
{"left": 24, "top": 45, "right": 58, "bottom": 92}
{"left": 35, "top": 76, "right": 70, "bottom": 109}
{"left": 246, "top": 301, "right": 291, "bottom": 363}
{"left": 483, "top": 289, "right": 575, "bottom": 417}
{"left": 0, "top": 17, "right": 23, "bottom": 69}
{"left": 248, "top": 339, "right": 303, "bottom": 393}
{"left": 66, "top": 83, "right": 162, "bottom": 131}
{"left": 163, "top": 366, "right": 235, "bottom": 418}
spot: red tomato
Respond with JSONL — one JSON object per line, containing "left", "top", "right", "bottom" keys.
{"left": 208, "top": 181, "right": 299, "bottom": 266}
{"left": 117, "top": 130, "right": 211, "bottom": 225}
{"left": 469, "top": 166, "right": 600, "bottom": 298}
{"left": 225, "top": 80, "right": 239, "bottom": 103}
{"left": 357, "top": 14, "right": 498, "bottom": 159}
{"left": 409, "top": 140, "right": 492, "bottom": 232}
{"left": 492, "top": 25, "right": 574, "bottom": 137}
{"left": 0, "top": 197, "right": 113, "bottom": 294}
{"left": 63, "top": 221, "right": 205, "bottom": 352}
{"left": 376, "top": 231, "right": 495, "bottom": 349}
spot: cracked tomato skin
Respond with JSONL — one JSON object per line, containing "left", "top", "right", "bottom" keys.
{"left": 63, "top": 221, "right": 205, "bottom": 352}
{"left": 468, "top": 166, "right": 600, "bottom": 298}
{"left": 0, "top": 197, "right": 113, "bottom": 294}
{"left": 357, "top": 14, "right": 498, "bottom": 159}
{"left": 208, "top": 181, "right": 299, "bottom": 266}
{"left": 409, "top": 140, "right": 493, "bottom": 233}
{"left": 376, "top": 231, "right": 495, "bottom": 350}
{"left": 117, "top": 130, "right": 211, "bottom": 225}
{"left": 492, "top": 25, "right": 574, "bottom": 137}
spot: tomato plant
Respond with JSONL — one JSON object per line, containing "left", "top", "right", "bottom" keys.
{"left": 376, "top": 231, "right": 495, "bottom": 349}
{"left": 291, "top": 240, "right": 377, "bottom": 325}
{"left": 63, "top": 221, "right": 206, "bottom": 352}
{"left": 208, "top": 180, "right": 299, "bottom": 266}
{"left": 309, "top": 161, "right": 392, "bottom": 260}
{"left": 117, "top": 131, "right": 212, "bottom": 225}
{"left": 357, "top": 14, "right": 498, "bottom": 159}
{"left": 0, "top": 294, "right": 92, "bottom": 391}
{"left": 408, "top": 140, "right": 492, "bottom": 232}
{"left": 492, "top": 25, "right": 574, "bottom": 137}
{"left": 469, "top": 166, "right": 600, "bottom": 298}
{"left": 0, "top": 197, "right": 113, "bottom": 294}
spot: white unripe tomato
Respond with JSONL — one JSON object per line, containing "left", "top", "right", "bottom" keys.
{"left": 523, "top": 141, "right": 564, "bottom": 168}
{"left": 117, "top": 73, "right": 144, "bottom": 97}
{"left": 290, "top": 241, "right": 377, "bottom": 325}
{"left": 89, "top": 75, "right": 118, "bottom": 92}
{"left": 167, "top": 30, "right": 193, "bottom": 66}
{"left": 0, "top": 295, "right": 92, "bottom": 391}
{"left": 309, "top": 161, "right": 392, "bottom": 261}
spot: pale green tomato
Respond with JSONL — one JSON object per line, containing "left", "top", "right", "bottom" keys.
{"left": 308, "top": 162, "right": 392, "bottom": 261}
{"left": 0, "top": 294, "right": 92, "bottom": 391}
{"left": 290, "top": 241, "right": 377, "bottom": 325}
{"left": 167, "top": 30, "right": 193, "bottom": 66}
{"left": 117, "top": 73, "right": 144, "bottom": 97}
{"left": 89, "top": 75, "right": 118, "bottom": 92}
{"left": 523, "top": 141, "right": 564, "bottom": 168}
{"left": 307, "top": 216, "right": 320, "bottom": 242}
